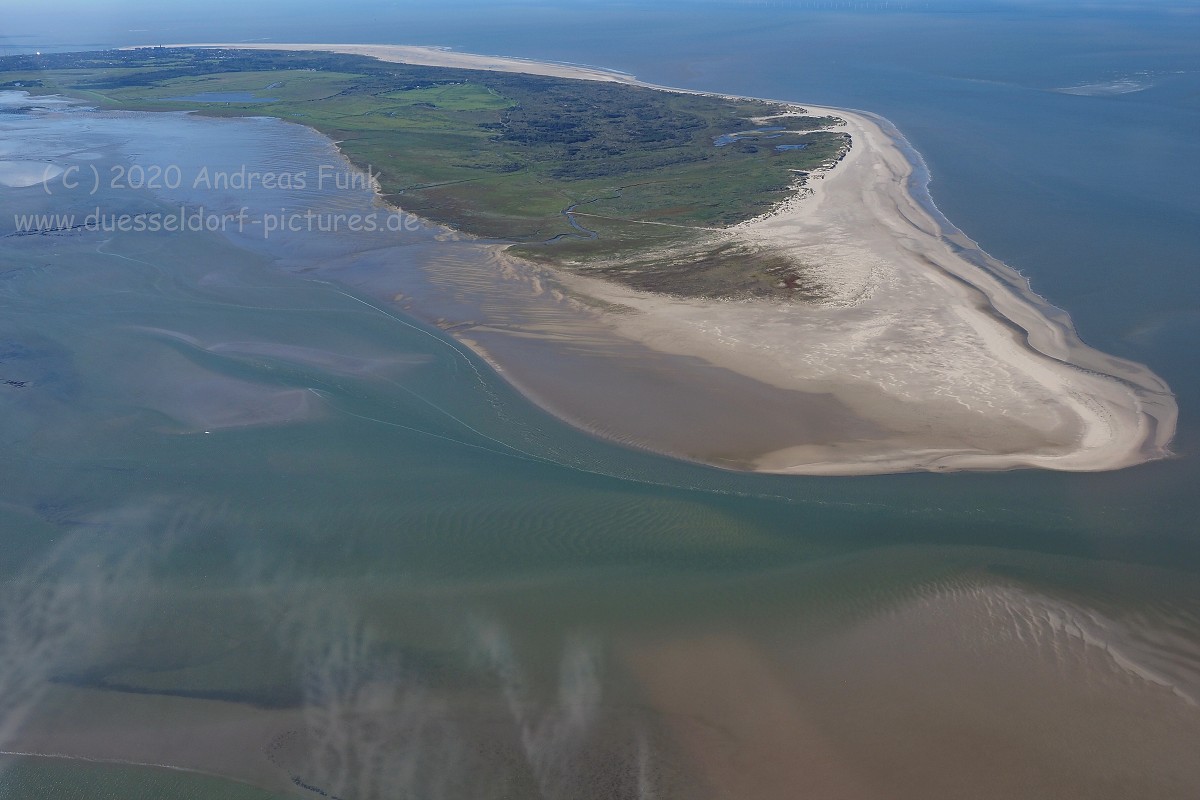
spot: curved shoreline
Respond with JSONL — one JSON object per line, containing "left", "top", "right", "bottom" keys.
{"left": 810, "top": 105, "right": 1176, "bottom": 470}
{"left": 171, "top": 43, "right": 1177, "bottom": 474}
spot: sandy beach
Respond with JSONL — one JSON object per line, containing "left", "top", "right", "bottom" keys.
{"left": 173, "top": 43, "right": 1178, "bottom": 474}
{"left": 553, "top": 104, "right": 1178, "bottom": 473}
{"left": 166, "top": 43, "right": 639, "bottom": 84}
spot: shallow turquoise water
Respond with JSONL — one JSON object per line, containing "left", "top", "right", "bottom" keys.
{"left": 2, "top": 4, "right": 1199, "bottom": 797}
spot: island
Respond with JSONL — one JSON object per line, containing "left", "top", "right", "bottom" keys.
{"left": 0, "top": 44, "right": 1177, "bottom": 474}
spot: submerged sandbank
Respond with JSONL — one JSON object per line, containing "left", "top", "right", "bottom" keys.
{"left": 174, "top": 43, "right": 1177, "bottom": 474}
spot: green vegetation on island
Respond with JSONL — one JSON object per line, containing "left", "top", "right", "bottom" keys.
{"left": 0, "top": 48, "right": 850, "bottom": 299}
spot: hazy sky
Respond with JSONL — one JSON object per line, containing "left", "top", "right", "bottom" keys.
{"left": 3, "top": 0, "right": 1195, "bottom": 52}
